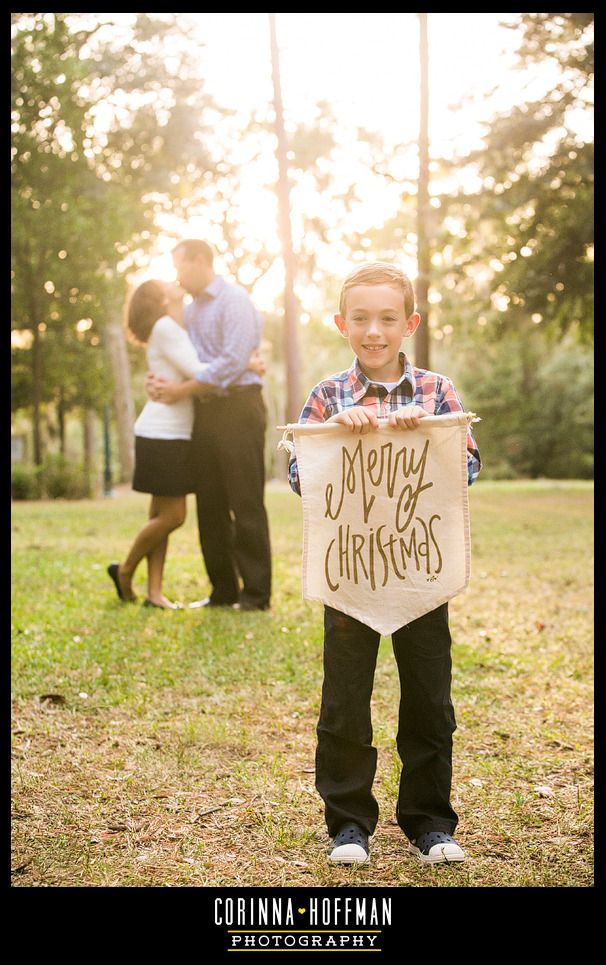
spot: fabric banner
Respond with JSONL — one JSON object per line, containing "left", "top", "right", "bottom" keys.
{"left": 287, "top": 413, "right": 476, "bottom": 636}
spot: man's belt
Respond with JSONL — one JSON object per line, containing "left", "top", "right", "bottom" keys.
{"left": 196, "top": 383, "right": 262, "bottom": 404}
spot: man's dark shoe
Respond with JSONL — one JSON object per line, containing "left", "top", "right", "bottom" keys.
{"left": 407, "top": 831, "right": 465, "bottom": 863}
{"left": 234, "top": 600, "right": 270, "bottom": 612}
{"left": 328, "top": 823, "right": 369, "bottom": 864}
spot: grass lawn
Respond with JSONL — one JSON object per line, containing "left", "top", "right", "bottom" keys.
{"left": 11, "top": 479, "right": 593, "bottom": 887}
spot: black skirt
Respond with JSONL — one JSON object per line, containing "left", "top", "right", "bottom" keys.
{"left": 132, "top": 436, "right": 194, "bottom": 497}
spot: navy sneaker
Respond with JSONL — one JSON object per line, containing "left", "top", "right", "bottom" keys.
{"left": 407, "top": 831, "right": 465, "bottom": 863}
{"left": 328, "top": 822, "right": 370, "bottom": 864}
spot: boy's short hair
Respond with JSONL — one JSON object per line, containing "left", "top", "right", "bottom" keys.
{"left": 173, "top": 239, "right": 214, "bottom": 266}
{"left": 339, "top": 262, "right": 416, "bottom": 319}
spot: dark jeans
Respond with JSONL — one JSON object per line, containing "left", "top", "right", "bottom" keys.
{"left": 191, "top": 386, "right": 271, "bottom": 608}
{"left": 316, "top": 603, "right": 458, "bottom": 842}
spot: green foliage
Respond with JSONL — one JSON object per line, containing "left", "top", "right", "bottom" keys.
{"left": 11, "top": 464, "right": 43, "bottom": 500}
{"left": 11, "top": 455, "right": 92, "bottom": 499}
{"left": 11, "top": 12, "right": 594, "bottom": 484}
{"left": 39, "top": 454, "right": 91, "bottom": 499}
{"left": 448, "top": 329, "right": 593, "bottom": 479}
{"left": 11, "top": 12, "right": 223, "bottom": 456}
{"left": 435, "top": 12, "right": 594, "bottom": 344}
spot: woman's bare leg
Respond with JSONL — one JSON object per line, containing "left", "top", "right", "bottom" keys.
{"left": 147, "top": 533, "right": 169, "bottom": 604}
{"left": 118, "top": 495, "right": 186, "bottom": 601}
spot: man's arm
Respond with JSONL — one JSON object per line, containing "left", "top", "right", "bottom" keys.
{"left": 145, "top": 345, "right": 266, "bottom": 403}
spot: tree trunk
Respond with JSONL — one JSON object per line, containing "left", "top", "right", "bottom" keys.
{"left": 269, "top": 12, "right": 302, "bottom": 425}
{"left": 415, "top": 12, "right": 431, "bottom": 370}
{"left": 82, "top": 407, "right": 99, "bottom": 497}
{"left": 105, "top": 317, "right": 135, "bottom": 482}
{"left": 58, "top": 387, "right": 66, "bottom": 456}
{"left": 31, "top": 324, "right": 43, "bottom": 465}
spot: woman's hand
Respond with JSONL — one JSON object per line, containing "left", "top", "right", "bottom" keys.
{"left": 247, "top": 349, "right": 266, "bottom": 376}
{"left": 145, "top": 372, "right": 182, "bottom": 404}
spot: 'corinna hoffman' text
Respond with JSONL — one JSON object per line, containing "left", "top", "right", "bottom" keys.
{"left": 214, "top": 896, "right": 392, "bottom": 926}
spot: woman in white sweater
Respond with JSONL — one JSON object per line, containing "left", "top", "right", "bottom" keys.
{"left": 107, "top": 279, "right": 264, "bottom": 609}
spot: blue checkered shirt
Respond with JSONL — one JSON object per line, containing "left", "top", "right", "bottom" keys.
{"left": 184, "top": 275, "right": 263, "bottom": 391}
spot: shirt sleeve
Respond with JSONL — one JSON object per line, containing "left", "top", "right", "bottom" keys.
{"left": 435, "top": 377, "right": 482, "bottom": 486}
{"left": 194, "top": 290, "right": 260, "bottom": 389}
{"left": 154, "top": 317, "right": 211, "bottom": 380}
{"left": 288, "top": 384, "right": 330, "bottom": 496}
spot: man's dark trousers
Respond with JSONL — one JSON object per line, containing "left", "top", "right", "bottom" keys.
{"left": 192, "top": 386, "right": 271, "bottom": 609}
{"left": 316, "top": 602, "right": 458, "bottom": 841}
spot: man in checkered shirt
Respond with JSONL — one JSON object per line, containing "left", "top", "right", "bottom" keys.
{"left": 288, "top": 262, "right": 481, "bottom": 867}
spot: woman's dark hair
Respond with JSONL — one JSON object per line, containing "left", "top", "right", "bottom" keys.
{"left": 125, "top": 280, "right": 167, "bottom": 345}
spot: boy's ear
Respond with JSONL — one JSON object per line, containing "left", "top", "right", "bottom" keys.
{"left": 405, "top": 312, "right": 421, "bottom": 337}
{"left": 334, "top": 314, "right": 349, "bottom": 338}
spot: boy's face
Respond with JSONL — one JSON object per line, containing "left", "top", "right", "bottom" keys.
{"left": 335, "top": 283, "right": 420, "bottom": 382}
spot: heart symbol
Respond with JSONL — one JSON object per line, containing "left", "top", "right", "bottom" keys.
{"left": 298, "top": 908, "right": 306, "bottom": 914}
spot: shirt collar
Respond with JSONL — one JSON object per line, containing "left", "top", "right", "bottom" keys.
{"left": 347, "top": 352, "right": 415, "bottom": 402}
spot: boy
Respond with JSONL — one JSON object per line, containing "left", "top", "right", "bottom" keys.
{"left": 288, "top": 263, "right": 481, "bottom": 864}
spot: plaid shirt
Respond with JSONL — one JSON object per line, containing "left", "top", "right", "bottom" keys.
{"left": 288, "top": 353, "right": 481, "bottom": 493}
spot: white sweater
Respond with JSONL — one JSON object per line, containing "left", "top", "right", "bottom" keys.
{"left": 134, "top": 315, "right": 207, "bottom": 440}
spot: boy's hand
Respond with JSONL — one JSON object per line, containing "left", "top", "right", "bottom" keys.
{"left": 388, "top": 405, "right": 428, "bottom": 430}
{"left": 329, "top": 407, "right": 379, "bottom": 434}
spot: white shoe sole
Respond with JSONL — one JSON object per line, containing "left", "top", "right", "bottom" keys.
{"left": 407, "top": 842, "right": 465, "bottom": 863}
{"left": 328, "top": 844, "right": 369, "bottom": 864}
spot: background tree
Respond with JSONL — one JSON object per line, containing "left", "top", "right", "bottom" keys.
{"left": 12, "top": 13, "right": 594, "bottom": 487}
{"left": 434, "top": 12, "right": 593, "bottom": 342}
{"left": 11, "top": 13, "right": 223, "bottom": 474}
{"left": 428, "top": 12, "right": 594, "bottom": 477}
